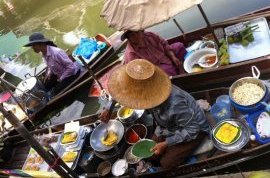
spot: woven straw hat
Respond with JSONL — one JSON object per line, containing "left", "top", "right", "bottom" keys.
{"left": 108, "top": 59, "right": 172, "bottom": 109}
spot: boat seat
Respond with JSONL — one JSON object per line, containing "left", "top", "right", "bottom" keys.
{"left": 192, "top": 136, "right": 214, "bottom": 156}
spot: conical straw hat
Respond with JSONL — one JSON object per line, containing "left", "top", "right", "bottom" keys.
{"left": 108, "top": 59, "right": 172, "bottom": 109}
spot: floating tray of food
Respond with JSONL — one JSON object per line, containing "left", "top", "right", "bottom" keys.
{"left": 225, "top": 17, "right": 270, "bottom": 63}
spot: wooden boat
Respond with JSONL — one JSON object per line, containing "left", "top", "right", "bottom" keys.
{"left": 0, "top": 36, "right": 126, "bottom": 137}
{"left": 169, "top": 7, "right": 270, "bottom": 92}
{"left": 2, "top": 87, "right": 270, "bottom": 178}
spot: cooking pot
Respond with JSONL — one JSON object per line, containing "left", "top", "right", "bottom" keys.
{"left": 90, "top": 120, "right": 124, "bottom": 152}
{"left": 15, "top": 73, "right": 44, "bottom": 96}
{"left": 229, "top": 66, "right": 269, "bottom": 114}
{"left": 117, "top": 106, "right": 145, "bottom": 124}
{"left": 124, "top": 124, "right": 147, "bottom": 145}
{"left": 25, "top": 90, "right": 48, "bottom": 113}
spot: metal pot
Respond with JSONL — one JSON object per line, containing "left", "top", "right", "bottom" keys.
{"left": 117, "top": 106, "right": 145, "bottom": 124}
{"left": 25, "top": 90, "right": 48, "bottom": 112}
{"left": 90, "top": 120, "right": 124, "bottom": 152}
{"left": 229, "top": 66, "right": 268, "bottom": 114}
{"left": 15, "top": 73, "right": 44, "bottom": 96}
{"left": 124, "top": 124, "right": 147, "bottom": 145}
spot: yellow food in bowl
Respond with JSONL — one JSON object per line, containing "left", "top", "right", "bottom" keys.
{"left": 101, "top": 131, "right": 118, "bottom": 146}
{"left": 120, "top": 108, "right": 134, "bottom": 119}
{"left": 215, "top": 122, "right": 240, "bottom": 144}
{"left": 62, "top": 151, "right": 78, "bottom": 162}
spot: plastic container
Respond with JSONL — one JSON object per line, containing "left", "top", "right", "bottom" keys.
{"left": 216, "top": 95, "right": 230, "bottom": 105}
{"left": 210, "top": 102, "right": 231, "bottom": 123}
{"left": 246, "top": 110, "right": 270, "bottom": 144}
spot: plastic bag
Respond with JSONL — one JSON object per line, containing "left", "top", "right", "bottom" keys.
{"left": 72, "top": 38, "right": 98, "bottom": 60}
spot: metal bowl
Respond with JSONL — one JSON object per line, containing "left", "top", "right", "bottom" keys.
{"left": 211, "top": 119, "right": 251, "bottom": 152}
{"left": 124, "top": 124, "right": 147, "bottom": 145}
{"left": 90, "top": 120, "right": 124, "bottom": 152}
{"left": 117, "top": 106, "right": 144, "bottom": 124}
{"left": 229, "top": 77, "right": 266, "bottom": 106}
{"left": 124, "top": 146, "right": 141, "bottom": 164}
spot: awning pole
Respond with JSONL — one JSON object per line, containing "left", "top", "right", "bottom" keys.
{"left": 173, "top": 19, "right": 187, "bottom": 43}
{"left": 197, "top": 4, "right": 220, "bottom": 46}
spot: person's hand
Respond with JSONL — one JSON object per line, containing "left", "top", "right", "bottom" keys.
{"left": 44, "top": 74, "right": 51, "bottom": 83}
{"left": 98, "top": 109, "right": 110, "bottom": 123}
{"left": 151, "top": 141, "right": 168, "bottom": 156}
{"left": 171, "top": 56, "right": 181, "bottom": 68}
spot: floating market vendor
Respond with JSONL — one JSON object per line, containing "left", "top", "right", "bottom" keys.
{"left": 99, "top": 59, "right": 210, "bottom": 169}
{"left": 24, "top": 32, "right": 80, "bottom": 96}
{"left": 122, "top": 30, "right": 187, "bottom": 76}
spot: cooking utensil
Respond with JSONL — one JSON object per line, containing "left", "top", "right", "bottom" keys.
{"left": 124, "top": 124, "right": 147, "bottom": 145}
{"left": 229, "top": 66, "right": 268, "bottom": 114}
{"left": 90, "top": 120, "right": 124, "bottom": 152}
{"left": 131, "top": 139, "right": 156, "bottom": 159}
{"left": 97, "top": 161, "right": 111, "bottom": 176}
{"left": 111, "top": 159, "right": 128, "bottom": 176}
{"left": 197, "top": 54, "right": 218, "bottom": 68}
{"left": 124, "top": 146, "right": 141, "bottom": 164}
{"left": 117, "top": 106, "right": 144, "bottom": 124}
{"left": 211, "top": 119, "right": 251, "bottom": 152}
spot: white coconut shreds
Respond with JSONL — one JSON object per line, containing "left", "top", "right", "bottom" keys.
{"left": 232, "top": 83, "right": 264, "bottom": 106}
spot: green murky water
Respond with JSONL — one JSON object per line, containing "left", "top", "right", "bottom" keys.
{"left": 0, "top": 0, "right": 115, "bottom": 69}
{"left": 0, "top": 0, "right": 117, "bottom": 123}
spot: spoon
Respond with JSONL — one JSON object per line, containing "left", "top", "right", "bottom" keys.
{"left": 103, "top": 127, "right": 109, "bottom": 140}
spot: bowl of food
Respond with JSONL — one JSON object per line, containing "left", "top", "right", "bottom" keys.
{"left": 184, "top": 48, "right": 217, "bottom": 73}
{"left": 131, "top": 139, "right": 156, "bottom": 159}
{"left": 211, "top": 119, "right": 251, "bottom": 152}
{"left": 124, "top": 124, "right": 147, "bottom": 144}
{"left": 198, "top": 54, "right": 218, "bottom": 68}
{"left": 229, "top": 76, "right": 268, "bottom": 114}
{"left": 117, "top": 106, "right": 143, "bottom": 124}
{"left": 97, "top": 161, "right": 111, "bottom": 177}
{"left": 90, "top": 120, "right": 124, "bottom": 152}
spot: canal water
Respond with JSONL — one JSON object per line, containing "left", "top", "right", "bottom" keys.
{"left": 0, "top": 0, "right": 269, "bottom": 124}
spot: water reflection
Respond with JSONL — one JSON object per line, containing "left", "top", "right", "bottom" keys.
{"left": 0, "top": 0, "right": 115, "bottom": 79}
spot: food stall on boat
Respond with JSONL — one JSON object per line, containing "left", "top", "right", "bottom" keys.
{"left": 3, "top": 74, "right": 270, "bottom": 178}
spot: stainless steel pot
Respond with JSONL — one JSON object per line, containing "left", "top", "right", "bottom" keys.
{"left": 25, "top": 90, "right": 48, "bottom": 112}
{"left": 117, "top": 106, "right": 145, "bottom": 124}
{"left": 229, "top": 66, "right": 268, "bottom": 114}
{"left": 15, "top": 73, "right": 44, "bottom": 96}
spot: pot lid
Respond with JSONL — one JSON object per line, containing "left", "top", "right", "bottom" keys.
{"left": 15, "top": 77, "right": 37, "bottom": 96}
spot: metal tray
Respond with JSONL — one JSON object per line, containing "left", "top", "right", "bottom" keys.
{"left": 226, "top": 17, "right": 270, "bottom": 63}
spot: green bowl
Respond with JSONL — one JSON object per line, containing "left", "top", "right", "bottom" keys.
{"left": 131, "top": 139, "right": 156, "bottom": 159}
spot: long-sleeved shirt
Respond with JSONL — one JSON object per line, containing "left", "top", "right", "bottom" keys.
{"left": 44, "top": 45, "right": 79, "bottom": 81}
{"left": 124, "top": 31, "right": 186, "bottom": 76}
{"left": 151, "top": 85, "right": 210, "bottom": 146}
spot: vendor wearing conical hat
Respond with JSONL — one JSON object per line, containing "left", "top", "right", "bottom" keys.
{"left": 101, "top": 59, "right": 210, "bottom": 169}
